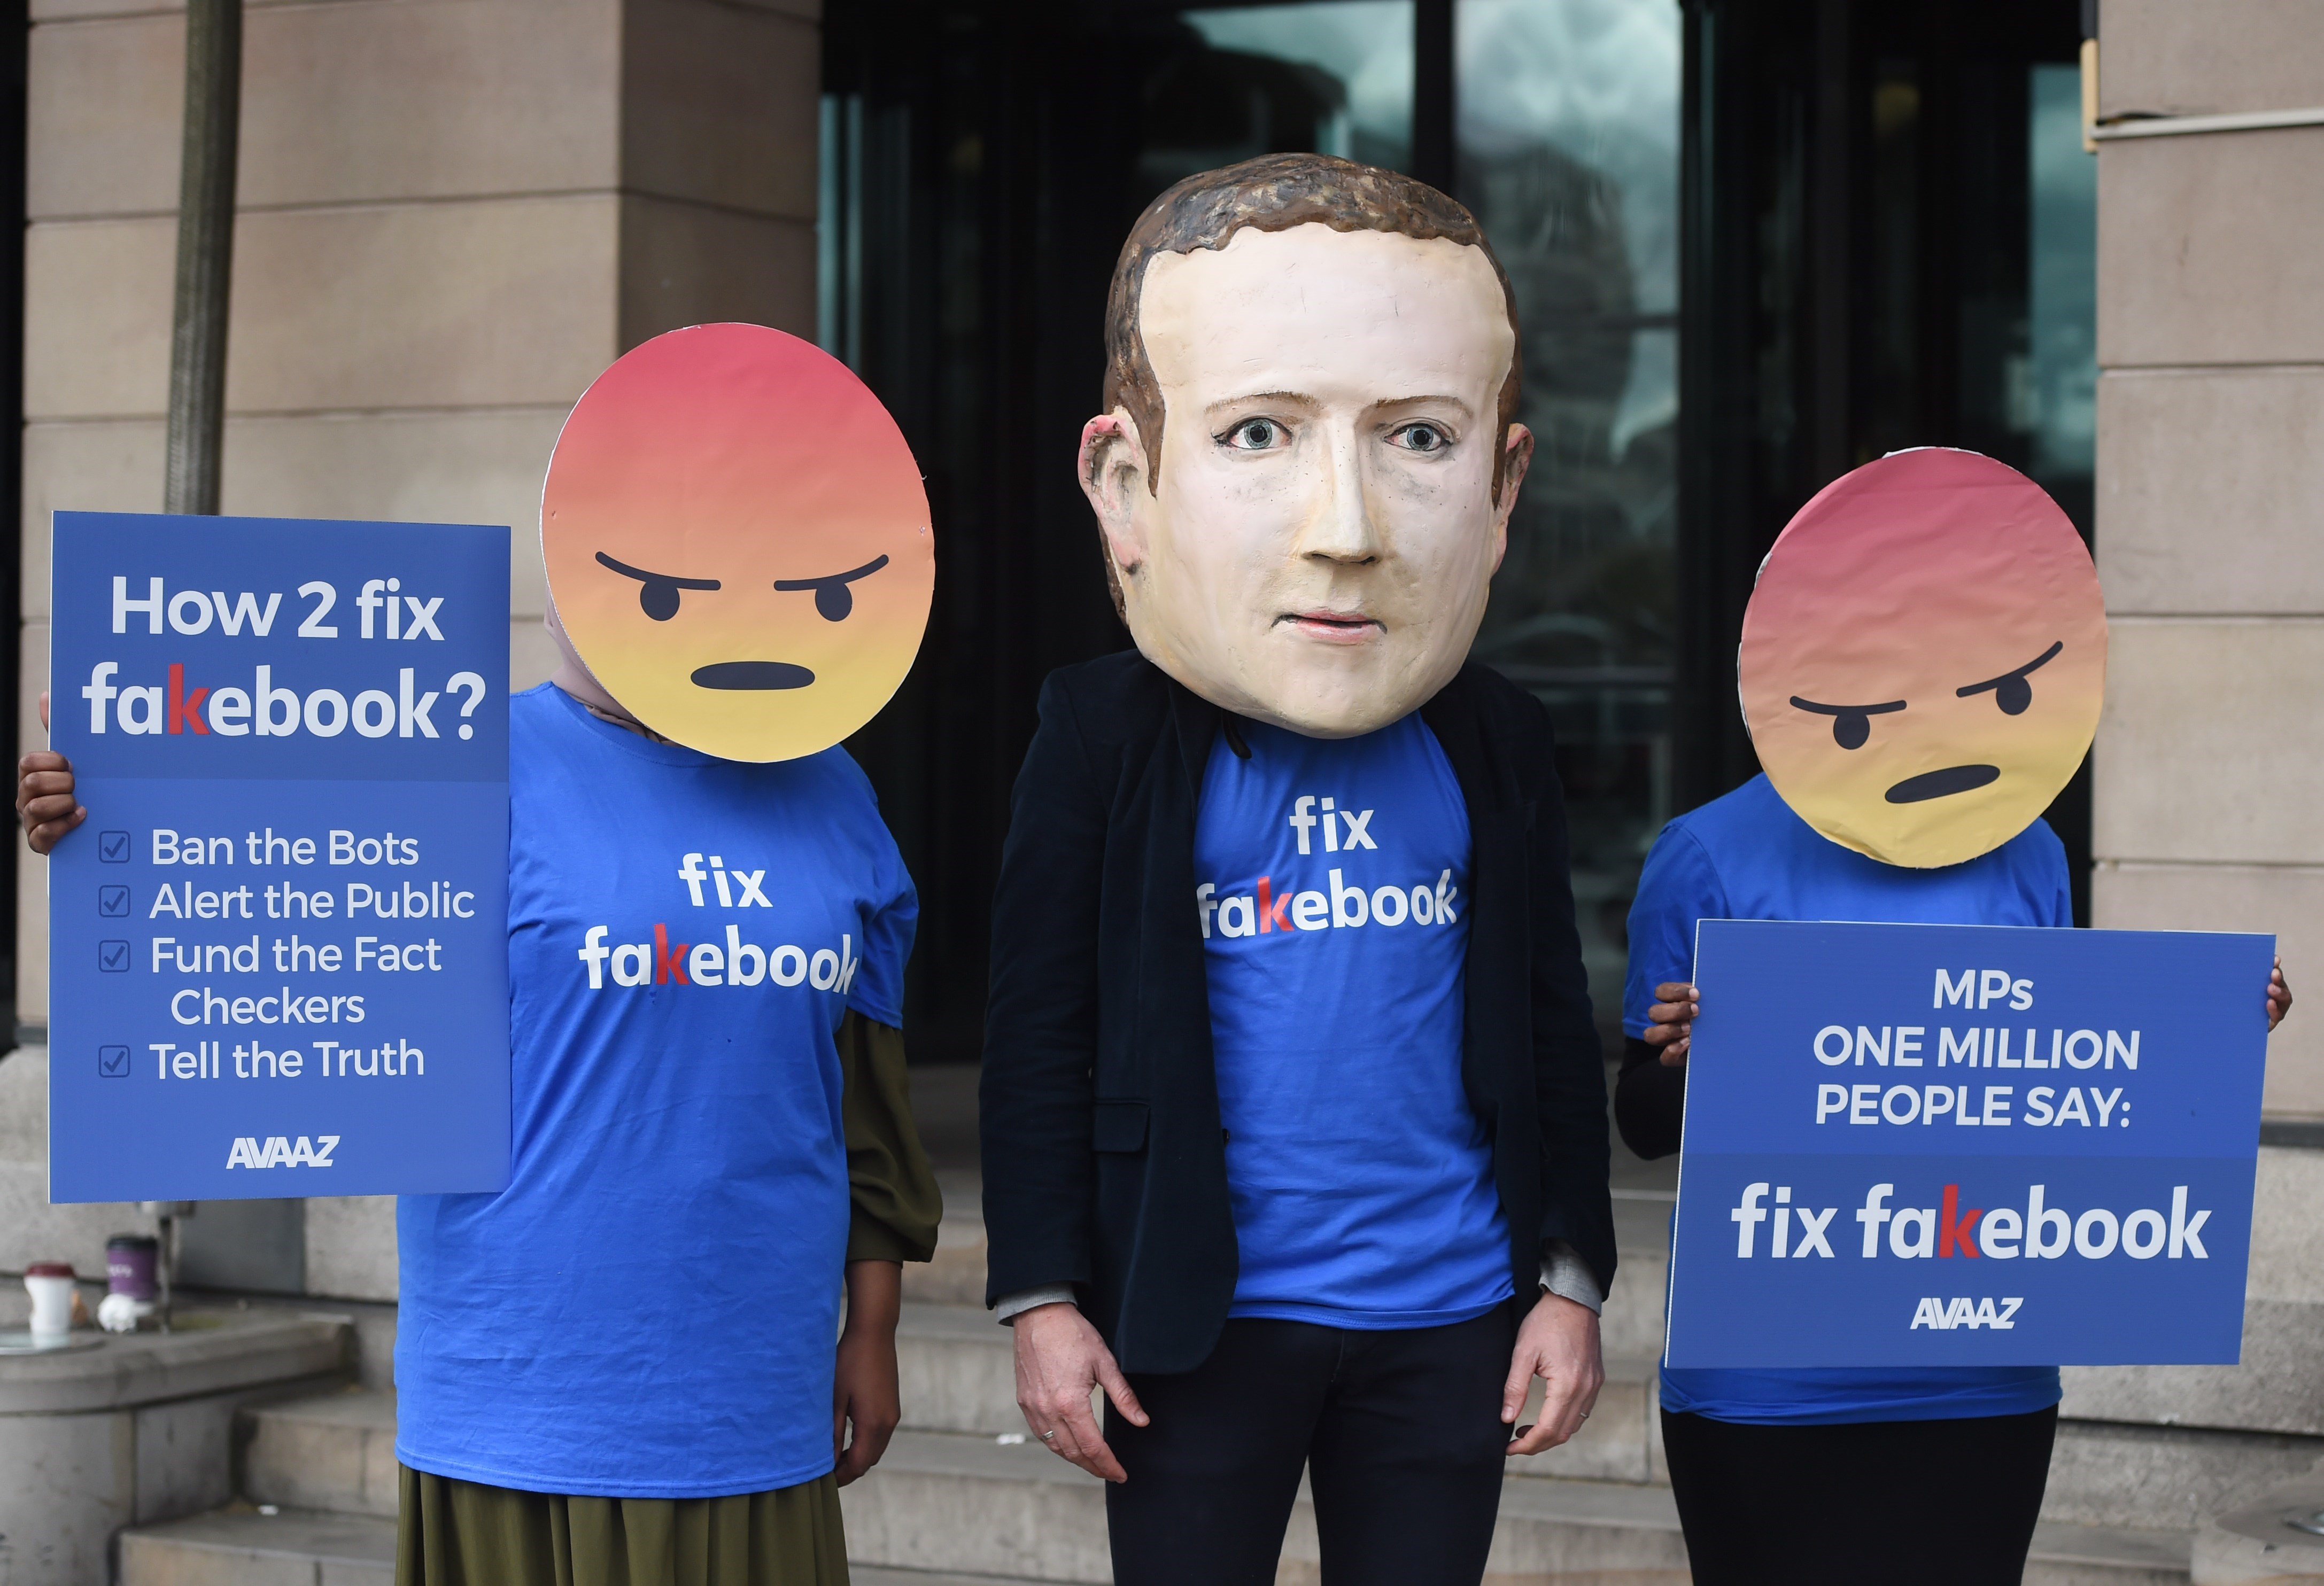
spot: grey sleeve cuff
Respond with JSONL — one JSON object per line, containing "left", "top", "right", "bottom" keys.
{"left": 995, "top": 1284, "right": 1078, "bottom": 1324}
{"left": 1539, "top": 1239, "right": 1603, "bottom": 1315}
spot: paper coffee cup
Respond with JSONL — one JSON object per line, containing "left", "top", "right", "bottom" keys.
{"left": 25, "top": 1261, "right": 76, "bottom": 1337}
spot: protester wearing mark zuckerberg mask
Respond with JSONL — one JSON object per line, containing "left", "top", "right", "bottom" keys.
{"left": 979, "top": 154, "right": 1615, "bottom": 1586}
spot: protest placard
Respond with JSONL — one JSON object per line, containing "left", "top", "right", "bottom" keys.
{"left": 1665, "top": 919, "right": 2272, "bottom": 1367}
{"left": 47, "top": 511, "right": 509, "bottom": 1201}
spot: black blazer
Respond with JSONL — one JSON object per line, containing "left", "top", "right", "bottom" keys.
{"left": 979, "top": 651, "right": 1615, "bottom": 1374}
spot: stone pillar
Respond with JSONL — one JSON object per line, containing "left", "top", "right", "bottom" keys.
{"left": 7, "top": 0, "right": 819, "bottom": 1293}
{"left": 2089, "top": 0, "right": 2324, "bottom": 1119}
{"left": 2064, "top": 0, "right": 2324, "bottom": 1484}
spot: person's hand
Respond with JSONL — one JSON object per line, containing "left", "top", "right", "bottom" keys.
{"left": 1644, "top": 981, "right": 1698, "bottom": 1068}
{"left": 1503, "top": 1291, "right": 1603, "bottom": 1456}
{"left": 2268, "top": 957, "right": 2293, "bottom": 1033}
{"left": 833, "top": 1260, "right": 903, "bottom": 1485}
{"left": 1011, "top": 1301, "right": 1147, "bottom": 1483}
{"left": 19, "top": 693, "right": 83, "bottom": 855}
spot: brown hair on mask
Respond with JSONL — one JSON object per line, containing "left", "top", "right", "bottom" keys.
{"left": 1097, "top": 154, "right": 1523, "bottom": 616}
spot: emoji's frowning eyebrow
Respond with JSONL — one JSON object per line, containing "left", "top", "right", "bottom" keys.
{"left": 1790, "top": 695, "right": 1905, "bottom": 751}
{"left": 596, "top": 551, "right": 721, "bottom": 622}
{"left": 775, "top": 554, "right": 889, "bottom": 621}
{"left": 1956, "top": 641, "right": 2064, "bottom": 699}
{"left": 1790, "top": 696, "right": 1907, "bottom": 717}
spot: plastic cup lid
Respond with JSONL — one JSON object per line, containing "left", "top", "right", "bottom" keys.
{"left": 25, "top": 1261, "right": 75, "bottom": 1278}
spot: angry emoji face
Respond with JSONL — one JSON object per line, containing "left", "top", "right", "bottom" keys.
{"left": 1738, "top": 448, "right": 2105, "bottom": 869}
{"left": 540, "top": 324, "right": 933, "bottom": 761}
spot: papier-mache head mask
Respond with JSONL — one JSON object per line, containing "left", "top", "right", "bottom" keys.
{"left": 540, "top": 324, "right": 933, "bottom": 761}
{"left": 1080, "top": 154, "right": 1531, "bottom": 738}
{"left": 1738, "top": 447, "right": 2105, "bottom": 869}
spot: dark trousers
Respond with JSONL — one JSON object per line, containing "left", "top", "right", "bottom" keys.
{"left": 1105, "top": 1303, "right": 1515, "bottom": 1586}
{"left": 1661, "top": 1404, "right": 2059, "bottom": 1586}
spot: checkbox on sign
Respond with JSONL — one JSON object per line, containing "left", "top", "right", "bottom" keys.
{"left": 98, "top": 885, "right": 130, "bottom": 917}
{"left": 98, "top": 939, "right": 130, "bottom": 973}
{"left": 98, "top": 830, "right": 131, "bottom": 864}
{"left": 98, "top": 1045, "right": 129, "bottom": 1078}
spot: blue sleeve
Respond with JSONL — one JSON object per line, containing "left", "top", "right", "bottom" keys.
{"left": 835, "top": 757, "right": 918, "bottom": 1030}
{"left": 2015, "top": 817, "right": 2075, "bottom": 930}
{"left": 2043, "top": 826, "right": 2074, "bottom": 929}
{"left": 848, "top": 866, "right": 917, "bottom": 1030}
{"left": 1623, "top": 822, "right": 1728, "bottom": 1037}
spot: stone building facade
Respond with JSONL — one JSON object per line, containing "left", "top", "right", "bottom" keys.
{"left": 6, "top": 0, "right": 820, "bottom": 1301}
{"left": 4, "top": 0, "right": 2323, "bottom": 1579}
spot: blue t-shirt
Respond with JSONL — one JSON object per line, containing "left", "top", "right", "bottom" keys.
{"left": 395, "top": 685, "right": 917, "bottom": 1496}
{"left": 1626, "top": 773, "right": 2067, "bottom": 1424}
{"left": 1196, "top": 713, "right": 1510, "bottom": 1330}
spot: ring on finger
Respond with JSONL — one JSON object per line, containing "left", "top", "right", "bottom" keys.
{"left": 1041, "top": 1429, "right": 1057, "bottom": 1440}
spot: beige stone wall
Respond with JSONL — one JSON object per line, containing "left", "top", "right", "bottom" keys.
{"left": 2091, "top": 0, "right": 2324, "bottom": 1117}
{"left": 14, "top": 0, "right": 822, "bottom": 1030}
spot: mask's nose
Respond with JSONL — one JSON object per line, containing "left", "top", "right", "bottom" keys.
{"left": 1291, "top": 421, "right": 1383, "bottom": 566}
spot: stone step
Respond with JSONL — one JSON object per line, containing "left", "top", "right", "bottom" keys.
{"left": 119, "top": 1505, "right": 395, "bottom": 1586}
{"left": 146, "top": 1428, "right": 2192, "bottom": 1586}
{"left": 898, "top": 1301, "right": 1671, "bottom": 1487}
{"left": 112, "top": 1508, "right": 1053, "bottom": 1586}
{"left": 242, "top": 1383, "right": 402, "bottom": 1519}
{"left": 843, "top": 1429, "right": 2191, "bottom": 1585}
{"left": 2029, "top": 1523, "right": 2196, "bottom": 1586}
{"left": 836, "top": 1428, "right": 1700, "bottom": 1584}
{"left": 219, "top": 1312, "right": 2199, "bottom": 1584}
{"left": 2188, "top": 1471, "right": 2324, "bottom": 1584}
{"left": 903, "top": 1171, "right": 991, "bottom": 1310}
{"left": 855, "top": 1571, "right": 1063, "bottom": 1584}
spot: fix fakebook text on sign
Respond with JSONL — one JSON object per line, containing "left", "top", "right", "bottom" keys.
{"left": 1665, "top": 920, "right": 2269, "bottom": 1369}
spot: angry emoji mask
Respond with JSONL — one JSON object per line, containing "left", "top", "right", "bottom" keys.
{"left": 1738, "top": 448, "right": 2104, "bottom": 869}
{"left": 541, "top": 324, "right": 933, "bottom": 761}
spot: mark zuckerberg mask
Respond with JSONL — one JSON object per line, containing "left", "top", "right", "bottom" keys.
{"left": 1738, "top": 448, "right": 2105, "bottom": 869}
{"left": 1080, "top": 157, "right": 1531, "bottom": 740}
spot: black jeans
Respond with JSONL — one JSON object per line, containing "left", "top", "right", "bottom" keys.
{"left": 1661, "top": 1404, "right": 2059, "bottom": 1586}
{"left": 1105, "top": 1304, "right": 1516, "bottom": 1586}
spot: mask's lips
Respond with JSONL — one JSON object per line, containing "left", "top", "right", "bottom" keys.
{"left": 691, "top": 661, "right": 815, "bottom": 690}
{"left": 1885, "top": 764, "right": 2000, "bottom": 804}
{"left": 1278, "top": 610, "right": 1383, "bottom": 643}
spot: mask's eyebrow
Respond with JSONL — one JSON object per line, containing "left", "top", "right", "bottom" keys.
{"left": 596, "top": 551, "right": 721, "bottom": 621}
{"left": 1791, "top": 694, "right": 1904, "bottom": 751}
{"left": 595, "top": 551, "right": 721, "bottom": 592}
{"left": 1790, "top": 696, "right": 1907, "bottom": 717}
{"left": 1956, "top": 641, "right": 2064, "bottom": 698}
{"left": 1203, "top": 390, "right": 1320, "bottom": 422}
{"left": 774, "top": 554, "right": 889, "bottom": 621}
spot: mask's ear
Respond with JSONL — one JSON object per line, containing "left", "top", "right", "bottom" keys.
{"left": 1491, "top": 422, "right": 1535, "bottom": 574}
{"left": 1080, "top": 411, "right": 1153, "bottom": 607}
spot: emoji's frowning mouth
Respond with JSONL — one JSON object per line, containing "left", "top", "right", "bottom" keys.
{"left": 1885, "top": 764, "right": 2000, "bottom": 804}
{"left": 691, "top": 662, "right": 815, "bottom": 690}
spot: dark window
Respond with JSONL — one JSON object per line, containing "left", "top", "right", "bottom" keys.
{"left": 822, "top": 0, "right": 2092, "bottom": 1060}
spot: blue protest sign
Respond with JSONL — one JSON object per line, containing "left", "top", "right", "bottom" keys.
{"left": 1665, "top": 920, "right": 2272, "bottom": 1367}
{"left": 47, "top": 511, "right": 510, "bottom": 1201}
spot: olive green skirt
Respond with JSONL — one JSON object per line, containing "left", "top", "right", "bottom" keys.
{"left": 396, "top": 1465, "right": 850, "bottom": 1586}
